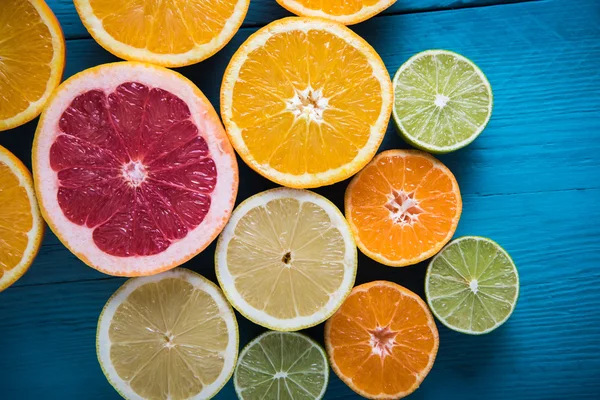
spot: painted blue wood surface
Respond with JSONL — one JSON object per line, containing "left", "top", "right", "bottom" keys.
{"left": 1, "top": 0, "right": 599, "bottom": 399}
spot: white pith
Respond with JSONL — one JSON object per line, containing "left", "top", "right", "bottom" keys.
{"left": 221, "top": 18, "right": 392, "bottom": 188}
{"left": 425, "top": 236, "right": 520, "bottom": 335}
{"left": 234, "top": 331, "right": 329, "bottom": 400}
{"left": 0, "top": 148, "right": 44, "bottom": 289}
{"left": 74, "top": 0, "right": 250, "bottom": 67}
{"left": 0, "top": 0, "right": 65, "bottom": 131}
{"left": 96, "top": 268, "right": 239, "bottom": 400}
{"left": 216, "top": 188, "right": 357, "bottom": 331}
{"left": 392, "top": 49, "right": 493, "bottom": 153}
{"left": 276, "top": 0, "right": 396, "bottom": 25}
{"left": 33, "top": 63, "right": 238, "bottom": 276}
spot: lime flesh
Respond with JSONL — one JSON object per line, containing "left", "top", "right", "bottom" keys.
{"left": 392, "top": 50, "right": 493, "bottom": 153}
{"left": 234, "top": 331, "right": 329, "bottom": 400}
{"left": 425, "top": 236, "right": 519, "bottom": 334}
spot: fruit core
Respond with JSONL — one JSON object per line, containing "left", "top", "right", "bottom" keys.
{"left": 282, "top": 251, "right": 292, "bottom": 265}
{"left": 434, "top": 93, "right": 450, "bottom": 108}
{"left": 368, "top": 325, "right": 397, "bottom": 357}
{"left": 49, "top": 82, "right": 217, "bottom": 257}
{"left": 385, "top": 190, "right": 424, "bottom": 224}
{"left": 470, "top": 279, "right": 479, "bottom": 294}
{"left": 287, "top": 86, "right": 329, "bottom": 122}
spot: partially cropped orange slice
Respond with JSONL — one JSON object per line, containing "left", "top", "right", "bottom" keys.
{"left": 74, "top": 0, "right": 250, "bottom": 67}
{"left": 0, "top": 0, "right": 65, "bottom": 131}
{"left": 345, "top": 149, "right": 462, "bottom": 266}
{"left": 325, "top": 281, "right": 439, "bottom": 399}
{"left": 0, "top": 145, "right": 44, "bottom": 290}
{"left": 276, "top": 0, "right": 396, "bottom": 25}
{"left": 221, "top": 17, "right": 393, "bottom": 188}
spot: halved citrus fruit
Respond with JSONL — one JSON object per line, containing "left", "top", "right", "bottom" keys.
{"left": 0, "top": 145, "right": 44, "bottom": 290}
{"left": 221, "top": 17, "right": 393, "bottom": 188}
{"left": 325, "top": 281, "right": 439, "bottom": 399}
{"left": 392, "top": 50, "right": 493, "bottom": 153}
{"left": 97, "top": 268, "right": 239, "bottom": 400}
{"left": 425, "top": 236, "right": 519, "bottom": 334}
{"left": 345, "top": 149, "right": 462, "bottom": 267}
{"left": 33, "top": 62, "right": 238, "bottom": 276}
{"left": 73, "top": 0, "right": 250, "bottom": 67}
{"left": 234, "top": 331, "right": 329, "bottom": 400}
{"left": 275, "top": 0, "right": 395, "bottom": 25}
{"left": 216, "top": 188, "right": 357, "bottom": 331}
{"left": 0, "top": 0, "right": 65, "bottom": 131}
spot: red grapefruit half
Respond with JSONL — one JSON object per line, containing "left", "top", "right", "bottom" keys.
{"left": 33, "top": 62, "right": 238, "bottom": 276}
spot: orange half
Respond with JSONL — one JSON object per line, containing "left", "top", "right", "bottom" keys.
{"left": 0, "top": 145, "right": 44, "bottom": 290}
{"left": 0, "top": 0, "right": 65, "bottom": 131}
{"left": 276, "top": 0, "right": 396, "bottom": 25}
{"left": 74, "top": 0, "right": 250, "bottom": 67}
{"left": 325, "top": 281, "right": 439, "bottom": 399}
{"left": 345, "top": 149, "right": 462, "bottom": 266}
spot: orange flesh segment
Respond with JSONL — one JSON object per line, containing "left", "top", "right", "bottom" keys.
{"left": 89, "top": 0, "right": 239, "bottom": 53}
{"left": 0, "top": 163, "right": 33, "bottom": 275}
{"left": 291, "top": 0, "right": 384, "bottom": 16}
{"left": 347, "top": 150, "right": 461, "bottom": 264}
{"left": 327, "top": 282, "right": 438, "bottom": 398}
{"left": 0, "top": 0, "right": 54, "bottom": 119}
{"left": 231, "top": 29, "right": 383, "bottom": 175}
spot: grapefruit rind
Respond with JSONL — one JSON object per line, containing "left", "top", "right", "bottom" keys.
{"left": 345, "top": 149, "right": 462, "bottom": 267}
{"left": 0, "top": 146, "right": 45, "bottom": 290}
{"left": 220, "top": 17, "right": 393, "bottom": 189}
{"left": 215, "top": 187, "right": 357, "bottom": 331}
{"left": 33, "top": 62, "right": 238, "bottom": 277}
{"left": 96, "top": 268, "right": 239, "bottom": 400}
{"left": 325, "top": 280, "right": 439, "bottom": 399}
{"left": 0, "top": 0, "right": 65, "bottom": 131}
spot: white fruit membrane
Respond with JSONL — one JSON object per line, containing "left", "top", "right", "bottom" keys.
{"left": 34, "top": 63, "right": 238, "bottom": 276}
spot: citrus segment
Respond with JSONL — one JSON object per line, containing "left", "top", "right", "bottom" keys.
{"left": 74, "top": 0, "right": 250, "bottom": 67}
{"left": 234, "top": 331, "right": 329, "bottom": 400}
{"left": 221, "top": 17, "right": 392, "bottom": 188}
{"left": 97, "top": 268, "right": 238, "bottom": 400}
{"left": 216, "top": 188, "right": 357, "bottom": 331}
{"left": 325, "top": 281, "right": 438, "bottom": 399}
{"left": 392, "top": 50, "right": 493, "bottom": 153}
{"left": 276, "top": 0, "right": 395, "bottom": 25}
{"left": 0, "top": 0, "right": 65, "bottom": 131}
{"left": 0, "top": 146, "right": 44, "bottom": 290}
{"left": 33, "top": 62, "right": 238, "bottom": 276}
{"left": 425, "top": 236, "right": 519, "bottom": 334}
{"left": 345, "top": 149, "right": 461, "bottom": 267}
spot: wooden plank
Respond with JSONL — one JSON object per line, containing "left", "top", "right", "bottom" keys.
{"left": 2, "top": 0, "right": 599, "bottom": 287}
{"left": 45, "top": 0, "right": 538, "bottom": 40}
{"left": 1, "top": 188, "right": 599, "bottom": 399}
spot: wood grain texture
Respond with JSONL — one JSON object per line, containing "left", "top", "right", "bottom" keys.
{"left": 46, "top": 0, "right": 537, "bottom": 39}
{"left": 1, "top": 0, "right": 599, "bottom": 399}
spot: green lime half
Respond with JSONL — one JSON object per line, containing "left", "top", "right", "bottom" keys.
{"left": 425, "top": 236, "right": 519, "bottom": 334}
{"left": 234, "top": 331, "right": 329, "bottom": 400}
{"left": 392, "top": 50, "right": 493, "bottom": 153}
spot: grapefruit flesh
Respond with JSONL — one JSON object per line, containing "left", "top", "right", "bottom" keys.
{"left": 34, "top": 62, "right": 238, "bottom": 276}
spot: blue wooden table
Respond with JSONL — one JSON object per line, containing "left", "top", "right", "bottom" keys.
{"left": 1, "top": 0, "right": 599, "bottom": 399}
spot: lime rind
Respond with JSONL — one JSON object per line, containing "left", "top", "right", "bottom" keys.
{"left": 234, "top": 331, "right": 329, "bottom": 400}
{"left": 392, "top": 50, "right": 493, "bottom": 154}
{"left": 425, "top": 236, "right": 519, "bottom": 335}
